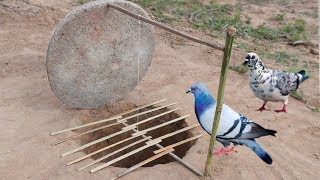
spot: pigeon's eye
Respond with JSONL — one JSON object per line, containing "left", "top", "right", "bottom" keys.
{"left": 193, "top": 86, "right": 198, "bottom": 90}
{"left": 251, "top": 55, "right": 256, "bottom": 59}
{"left": 245, "top": 54, "right": 250, "bottom": 59}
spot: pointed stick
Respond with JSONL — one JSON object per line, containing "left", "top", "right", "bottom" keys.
{"left": 153, "top": 134, "right": 204, "bottom": 154}
{"left": 77, "top": 136, "right": 151, "bottom": 171}
{"left": 52, "top": 120, "right": 125, "bottom": 146}
{"left": 50, "top": 116, "right": 122, "bottom": 136}
{"left": 152, "top": 124, "right": 200, "bottom": 142}
{"left": 112, "top": 148, "right": 175, "bottom": 180}
{"left": 120, "top": 122, "right": 203, "bottom": 176}
{"left": 67, "top": 135, "right": 138, "bottom": 166}
{"left": 131, "top": 115, "right": 190, "bottom": 136}
{"left": 122, "top": 108, "right": 179, "bottom": 130}
{"left": 51, "top": 99, "right": 167, "bottom": 136}
{"left": 60, "top": 126, "right": 136, "bottom": 157}
{"left": 90, "top": 139, "right": 162, "bottom": 173}
{"left": 204, "top": 27, "right": 236, "bottom": 176}
{"left": 114, "top": 99, "right": 167, "bottom": 116}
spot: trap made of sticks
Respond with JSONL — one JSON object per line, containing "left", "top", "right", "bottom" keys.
{"left": 51, "top": 99, "right": 204, "bottom": 179}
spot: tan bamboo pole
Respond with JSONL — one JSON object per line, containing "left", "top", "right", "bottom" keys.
{"left": 203, "top": 27, "right": 236, "bottom": 176}
{"left": 60, "top": 126, "right": 136, "bottom": 157}
{"left": 131, "top": 115, "right": 190, "bottom": 136}
{"left": 107, "top": 4, "right": 224, "bottom": 51}
{"left": 112, "top": 148, "right": 175, "bottom": 180}
{"left": 115, "top": 99, "right": 167, "bottom": 116}
{"left": 90, "top": 139, "right": 162, "bottom": 173}
{"left": 50, "top": 116, "right": 121, "bottom": 136}
{"left": 120, "top": 121, "right": 203, "bottom": 176}
{"left": 51, "top": 121, "right": 124, "bottom": 146}
{"left": 153, "top": 134, "right": 204, "bottom": 154}
{"left": 77, "top": 136, "right": 151, "bottom": 171}
{"left": 66, "top": 135, "right": 139, "bottom": 166}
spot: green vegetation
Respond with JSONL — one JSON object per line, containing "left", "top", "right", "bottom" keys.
{"left": 78, "top": 0, "right": 88, "bottom": 5}
{"left": 138, "top": 0, "right": 307, "bottom": 42}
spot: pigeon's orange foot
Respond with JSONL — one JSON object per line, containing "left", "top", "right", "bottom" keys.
{"left": 256, "top": 106, "right": 270, "bottom": 112}
{"left": 256, "top": 102, "right": 270, "bottom": 112}
{"left": 213, "top": 146, "right": 236, "bottom": 155}
{"left": 275, "top": 104, "right": 287, "bottom": 113}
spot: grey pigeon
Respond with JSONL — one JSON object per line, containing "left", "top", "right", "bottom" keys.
{"left": 243, "top": 52, "right": 309, "bottom": 112}
{"left": 187, "top": 82, "right": 276, "bottom": 164}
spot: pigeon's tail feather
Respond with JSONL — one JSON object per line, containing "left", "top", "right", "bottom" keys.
{"left": 297, "top": 70, "right": 309, "bottom": 83}
{"left": 240, "top": 139, "right": 273, "bottom": 164}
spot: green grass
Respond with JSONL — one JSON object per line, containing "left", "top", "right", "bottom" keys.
{"left": 78, "top": 0, "right": 88, "bottom": 5}
{"left": 137, "top": 0, "right": 307, "bottom": 42}
{"left": 274, "top": 51, "right": 299, "bottom": 66}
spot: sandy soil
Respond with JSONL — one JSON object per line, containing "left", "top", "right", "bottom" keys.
{"left": 0, "top": 0, "right": 319, "bottom": 179}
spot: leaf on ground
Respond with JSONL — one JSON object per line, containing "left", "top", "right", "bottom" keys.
{"left": 229, "top": 64, "right": 249, "bottom": 74}
{"left": 306, "top": 106, "right": 320, "bottom": 112}
{"left": 290, "top": 89, "right": 306, "bottom": 103}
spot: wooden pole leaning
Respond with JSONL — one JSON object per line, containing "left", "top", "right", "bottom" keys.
{"left": 112, "top": 148, "right": 175, "bottom": 180}
{"left": 153, "top": 134, "right": 204, "bottom": 154}
{"left": 203, "top": 27, "right": 236, "bottom": 176}
{"left": 77, "top": 136, "right": 151, "bottom": 171}
{"left": 121, "top": 121, "right": 203, "bottom": 176}
{"left": 107, "top": 4, "right": 224, "bottom": 51}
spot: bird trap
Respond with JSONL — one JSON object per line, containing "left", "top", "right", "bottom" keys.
{"left": 51, "top": 99, "right": 204, "bottom": 179}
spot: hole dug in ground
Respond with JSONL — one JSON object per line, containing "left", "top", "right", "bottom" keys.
{"left": 78, "top": 101, "right": 196, "bottom": 168}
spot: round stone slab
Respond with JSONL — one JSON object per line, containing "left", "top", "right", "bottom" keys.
{"left": 46, "top": 0, "right": 155, "bottom": 109}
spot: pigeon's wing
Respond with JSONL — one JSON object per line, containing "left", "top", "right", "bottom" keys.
{"left": 217, "top": 105, "right": 276, "bottom": 140}
{"left": 216, "top": 105, "right": 251, "bottom": 139}
{"left": 273, "top": 70, "right": 300, "bottom": 96}
{"left": 236, "top": 122, "right": 276, "bottom": 139}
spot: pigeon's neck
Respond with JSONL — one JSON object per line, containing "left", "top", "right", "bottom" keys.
{"left": 249, "top": 64, "right": 269, "bottom": 79}
{"left": 195, "top": 92, "right": 216, "bottom": 119}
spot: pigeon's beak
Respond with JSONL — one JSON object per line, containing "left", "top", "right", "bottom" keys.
{"left": 186, "top": 88, "right": 191, "bottom": 94}
{"left": 243, "top": 59, "right": 249, "bottom": 66}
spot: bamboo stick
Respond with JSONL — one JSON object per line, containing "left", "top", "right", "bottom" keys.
{"left": 131, "top": 115, "right": 190, "bottom": 136}
{"left": 51, "top": 121, "right": 124, "bottom": 146}
{"left": 67, "top": 135, "right": 139, "bottom": 166}
{"left": 119, "top": 102, "right": 177, "bottom": 123}
{"left": 120, "top": 122, "right": 203, "bottom": 176}
{"left": 60, "top": 126, "right": 136, "bottom": 157}
{"left": 153, "top": 124, "right": 200, "bottom": 142}
{"left": 114, "top": 99, "right": 167, "bottom": 117}
{"left": 112, "top": 148, "right": 175, "bottom": 180}
{"left": 107, "top": 4, "right": 224, "bottom": 51}
{"left": 51, "top": 99, "right": 166, "bottom": 136}
{"left": 77, "top": 136, "right": 151, "bottom": 171}
{"left": 203, "top": 27, "right": 236, "bottom": 176}
{"left": 90, "top": 139, "right": 162, "bottom": 173}
{"left": 122, "top": 108, "right": 179, "bottom": 130}
{"left": 153, "top": 134, "right": 204, "bottom": 154}
{"left": 50, "top": 116, "right": 121, "bottom": 136}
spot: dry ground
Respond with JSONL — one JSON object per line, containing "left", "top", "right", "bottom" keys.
{"left": 0, "top": 0, "right": 319, "bottom": 179}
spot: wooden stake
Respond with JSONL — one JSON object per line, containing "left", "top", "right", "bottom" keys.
{"left": 77, "top": 136, "right": 151, "bottom": 171}
{"left": 90, "top": 139, "right": 162, "bottom": 173}
{"left": 131, "top": 115, "right": 190, "bottom": 136}
{"left": 203, "top": 27, "right": 236, "bottom": 176}
{"left": 50, "top": 116, "right": 122, "bottom": 136}
{"left": 153, "top": 134, "right": 204, "bottom": 154}
{"left": 60, "top": 126, "right": 136, "bottom": 157}
{"left": 112, "top": 148, "right": 175, "bottom": 180}
{"left": 67, "top": 135, "right": 139, "bottom": 166}
{"left": 51, "top": 121, "right": 124, "bottom": 146}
